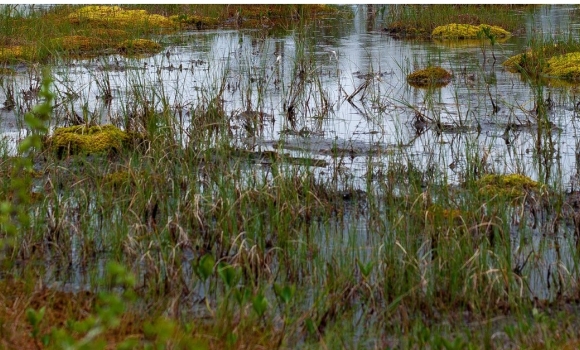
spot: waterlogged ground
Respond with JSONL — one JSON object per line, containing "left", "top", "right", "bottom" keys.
{"left": 2, "top": 6, "right": 579, "bottom": 185}
{"left": 4, "top": 4, "right": 580, "bottom": 348}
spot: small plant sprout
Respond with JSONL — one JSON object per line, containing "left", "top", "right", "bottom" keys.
{"left": 274, "top": 282, "right": 296, "bottom": 306}
{"left": 196, "top": 253, "right": 215, "bottom": 281}
{"left": 357, "top": 258, "right": 374, "bottom": 280}
{"left": 217, "top": 262, "right": 240, "bottom": 290}
{"left": 252, "top": 291, "right": 268, "bottom": 318}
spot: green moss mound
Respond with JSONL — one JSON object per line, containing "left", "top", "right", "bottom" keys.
{"left": 407, "top": 67, "right": 452, "bottom": 87}
{"left": 0, "top": 45, "right": 37, "bottom": 63}
{"left": 432, "top": 23, "right": 510, "bottom": 39}
{"left": 502, "top": 52, "right": 528, "bottom": 73}
{"left": 51, "top": 35, "right": 106, "bottom": 54}
{"left": 46, "top": 124, "right": 134, "bottom": 157}
{"left": 169, "top": 14, "right": 219, "bottom": 29}
{"left": 476, "top": 173, "right": 543, "bottom": 200}
{"left": 117, "top": 39, "right": 162, "bottom": 56}
{"left": 503, "top": 49, "right": 580, "bottom": 82}
{"left": 68, "top": 5, "right": 175, "bottom": 30}
{"left": 544, "top": 52, "right": 580, "bottom": 81}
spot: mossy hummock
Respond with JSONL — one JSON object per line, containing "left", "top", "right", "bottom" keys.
{"left": 117, "top": 39, "right": 162, "bottom": 56}
{"left": 502, "top": 52, "right": 528, "bottom": 73}
{"left": 51, "top": 35, "right": 106, "bottom": 54}
{"left": 407, "top": 66, "right": 452, "bottom": 87}
{"left": 544, "top": 52, "right": 580, "bottom": 82}
{"left": 476, "top": 173, "right": 543, "bottom": 200}
{"left": 503, "top": 49, "right": 580, "bottom": 82}
{"left": 432, "top": 23, "right": 510, "bottom": 39}
{"left": 169, "top": 14, "right": 219, "bottom": 29}
{"left": 46, "top": 124, "right": 135, "bottom": 157}
{"left": 68, "top": 5, "right": 175, "bottom": 30}
{"left": 0, "top": 45, "right": 36, "bottom": 63}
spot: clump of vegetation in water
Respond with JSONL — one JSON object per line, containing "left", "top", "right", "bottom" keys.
{"left": 476, "top": 173, "right": 544, "bottom": 200}
{"left": 407, "top": 66, "right": 452, "bottom": 87}
{"left": 117, "top": 39, "right": 162, "bottom": 56}
{"left": 431, "top": 23, "right": 510, "bottom": 39}
{"left": 383, "top": 4, "right": 532, "bottom": 39}
{"left": 44, "top": 124, "right": 137, "bottom": 158}
{"left": 50, "top": 35, "right": 106, "bottom": 56}
{"left": 0, "top": 4, "right": 346, "bottom": 63}
{"left": 67, "top": 5, "right": 176, "bottom": 30}
{"left": 0, "top": 46, "right": 37, "bottom": 63}
{"left": 543, "top": 52, "right": 580, "bottom": 81}
{"left": 169, "top": 13, "right": 220, "bottom": 30}
{"left": 502, "top": 38, "right": 580, "bottom": 82}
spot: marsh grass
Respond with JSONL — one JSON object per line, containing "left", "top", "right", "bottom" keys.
{"left": 383, "top": 4, "right": 534, "bottom": 39}
{"left": 2, "top": 4, "right": 580, "bottom": 349}
{"left": 504, "top": 36, "right": 580, "bottom": 84}
{"left": 0, "top": 4, "right": 345, "bottom": 64}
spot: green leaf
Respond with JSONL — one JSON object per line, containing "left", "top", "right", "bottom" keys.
{"left": 274, "top": 283, "right": 295, "bottom": 304}
{"left": 305, "top": 318, "right": 316, "bottom": 334}
{"left": 252, "top": 292, "right": 268, "bottom": 317}
{"left": 196, "top": 254, "right": 215, "bottom": 281}
{"left": 217, "top": 262, "right": 239, "bottom": 289}
{"left": 234, "top": 286, "right": 251, "bottom": 306}
{"left": 357, "top": 260, "right": 374, "bottom": 278}
{"left": 26, "top": 306, "right": 45, "bottom": 328}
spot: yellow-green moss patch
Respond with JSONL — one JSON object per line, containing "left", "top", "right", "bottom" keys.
{"left": 170, "top": 14, "right": 219, "bottom": 29}
{"left": 426, "top": 205, "right": 467, "bottom": 227}
{"left": 51, "top": 35, "right": 106, "bottom": 54}
{"left": 503, "top": 49, "right": 580, "bottom": 82}
{"left": 383, "top": 21, "right": 428, "bottom": 39}
{"left": 502, "top": 52, "right": 528, "bottom": 73}
{"left": 117, "top": 39, "right": 162, "bottom": 56}
{"left": 476, "top": 173, "right": 543, "bottom": 200}
{"left": 68, "top": 5, "right": 175, "bottom": 31}
{"left": 102, "top": 170, "right": 135, "bottom": 188}
{"left": 544, "top": 52, "right": 580, "bottom": 82}
{"left": 78, "top": 28, "right": 128, "bottom": 44}
{"left": 407, "top": 66, "right": 452, "bottom": 87}
{"left": 0, "top": 46, "right": 36, "bottom": 63}
{"left": 432, "top": 23, "right": 510, "bottom": 39}
{"left": 46, "top": 124, "right": 131, "bottom": 157}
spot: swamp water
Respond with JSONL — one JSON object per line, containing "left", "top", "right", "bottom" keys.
{"left": 3, "top": 4, "right": 580, "bottom": 346}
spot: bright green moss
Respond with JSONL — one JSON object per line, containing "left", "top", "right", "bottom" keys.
{"left": 68, "top": 5, "right": 176, "bottom": 30}
{"left": 476, "top": 173, "right": 543, "bottom": 200}
{"left": 544, "top": 52, "right": 580, "bottom": 81}
{"left": 502, "top": 52, "right": 528, "bottom": 73}
{"left": 0, "top": 45, "right": 36, "bottom": 63}
{"left": 503, "top": 49, "right": 580, "bottom": 82}
{"left": 46, "top": 124, "right": 131, "bottom": 157}
{"left": 432, "top": 23, "right": 510, "bottom": 39}
{"left": 407, "top": 66, "right": 452, "bottom": 87}
{"left": 51, "top": 35, "right": 105, "bottom": 54}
